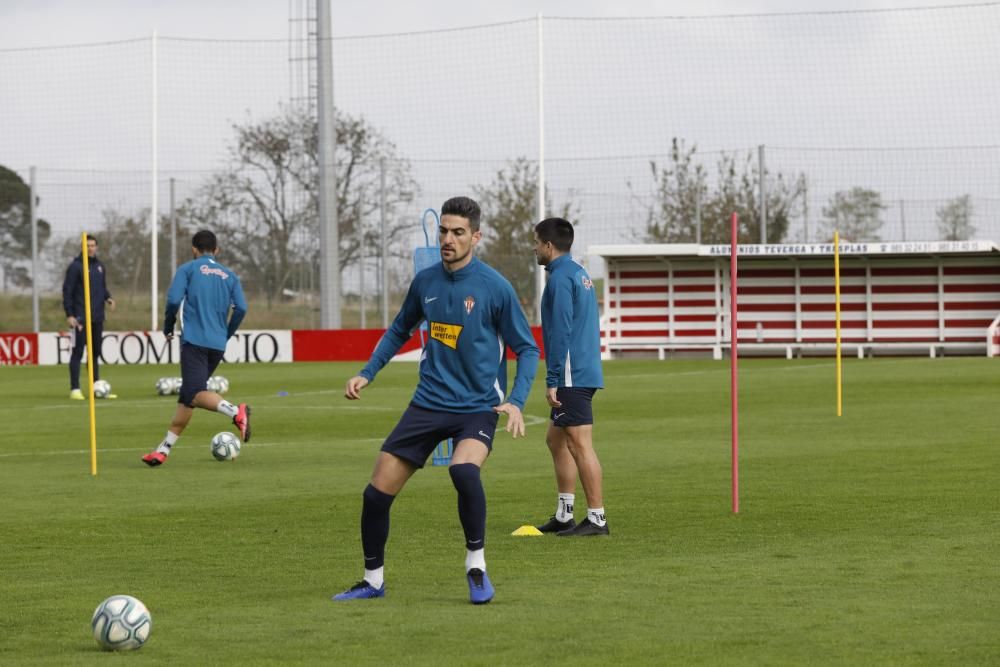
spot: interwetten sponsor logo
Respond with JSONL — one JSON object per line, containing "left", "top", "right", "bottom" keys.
{"left": 430, "top": 322, "right": 462, "bottom": 349}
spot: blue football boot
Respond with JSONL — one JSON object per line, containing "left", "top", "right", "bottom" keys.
{"left": 332, "top": 580, "right": 385, "bottom": 601}
{"left": 466, "top": 568, "right": 494, "bottom": 605}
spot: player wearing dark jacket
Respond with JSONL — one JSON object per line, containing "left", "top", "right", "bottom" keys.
{"left": 61, "top": 236, "right": 115, "bottom": 399}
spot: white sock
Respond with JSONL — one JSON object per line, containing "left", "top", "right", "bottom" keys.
{"left": 155, "top": 431, "right": 179, "bottom": 455}
{"left": 556, "top": 493, "right": 575, "bottom": 522}
{"left": 587, "top": 507, "right": 607, "bottom": 527}
{"left": 465, "top": 548, "right": 486, "bottom": 573}
{"left": 364, "top": 567, "right": 384, "bottom": 589}
{"left": 216, "top": 400, "right": 238, "bottom": 418}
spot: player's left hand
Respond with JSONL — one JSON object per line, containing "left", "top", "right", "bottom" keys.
{"left": 545, "top": 388, "right": 562, "bottom": 408}
{"left": 493, "top": 402, "right": 525, "bottom": 438}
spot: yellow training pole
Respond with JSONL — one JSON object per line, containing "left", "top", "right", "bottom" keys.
{"left": 81, "top": 233, "right": 99, "bottom": 475}
{"left": 834, "top": 230, "right": 843, "bottom": 417}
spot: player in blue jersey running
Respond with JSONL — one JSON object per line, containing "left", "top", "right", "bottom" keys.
{"left": 332, "top": 196, "right": 540, "bottom": 604}
{"left": 142, "top": 230, "right": 251, "bottom": 467}
{"left": 531, "top": 217, "right": 609, "bottom": 537}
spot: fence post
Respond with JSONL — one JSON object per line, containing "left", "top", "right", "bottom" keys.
{"left": 30, "top": 166, "right": 39, "bottom": 333}
{"left": 380, "top": 157, "right": 388, "bottom": 329}
{"left": 758, "top": 144, "right": 767, "bottom": 244}
{"left": 169, "top": 177, "right": 176, "bottom": 274}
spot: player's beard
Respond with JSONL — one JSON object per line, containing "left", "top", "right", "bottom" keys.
{"left": 442, "top": 244, "right": 472, "bottom": 270}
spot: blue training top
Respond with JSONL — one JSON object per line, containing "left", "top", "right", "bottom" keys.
{"left": 541, "top": 253, "right": 604, "bottom": 389}
{"left": 360, "top": 256, "right": 540, "bottom": 412}
{"left": 163, "top": 254, "right": 248, "bottom": 352}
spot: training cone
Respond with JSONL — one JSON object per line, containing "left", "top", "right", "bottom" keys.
{"left": 511, "top": 525, "right": 544, "bottom": 537}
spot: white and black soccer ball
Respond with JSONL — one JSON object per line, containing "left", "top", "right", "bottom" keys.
{"left": 211, "top": 431, "right": 241, "bottom": 461}
{"left": 214, "top": 376, "right": 229, "bottom": 394}
{"left": 207, "top": 375, "right": 220, "bottom": 392}
{"left": 91, "top": 594, "right": 151, "bottom": 651}
{"left": 171, "top": 377, "right": 183, "bottom": 395}
{"left": 93, "top": 380, "right": 112, "bottom": 399}
{"left": 155, "top": 377, "right": 173, "bottom": 396}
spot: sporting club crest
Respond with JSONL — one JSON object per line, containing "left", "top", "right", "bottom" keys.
{"left": 464, "top": 295, "right": 476, "bottom": 314}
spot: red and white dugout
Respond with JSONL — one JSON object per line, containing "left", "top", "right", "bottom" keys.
{"left": 589, "top": 240, "right": 1000, "bottom": 359}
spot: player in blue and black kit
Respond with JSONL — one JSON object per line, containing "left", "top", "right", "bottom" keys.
{"left": 333, "top": 196, "right": 540, "bottom": 604}
{"left": 532, "top": 217, "right": 609, "bottom": 536}
{"left": 142, "top": 230, "right": 251, "bottom": 467}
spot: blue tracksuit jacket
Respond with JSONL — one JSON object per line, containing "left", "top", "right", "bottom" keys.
{"left": 360, "top": 257, "right": 539, "bottom": 412}
{"left": 541, "top": 254, "right": 604, "bottom": 389}
{"left": 163, "top": 254, "right": 247, "bottom": 352}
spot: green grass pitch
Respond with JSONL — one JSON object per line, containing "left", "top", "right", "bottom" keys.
{"left": 0, "top": 358, "right": 998, "bottom": 665}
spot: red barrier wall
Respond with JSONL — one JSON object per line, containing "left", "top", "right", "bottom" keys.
{"left": 292, "top": 327, "right": 545, "bottom": 362}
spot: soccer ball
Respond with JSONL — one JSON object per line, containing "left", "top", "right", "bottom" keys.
{"left": 171, "top": 377, "right": 183, "bottom": 394}
{"left": 155, "top": 377, "right": 173, "bottom": 396}
{"left": 211, "top": 431, "right": 241, "bottom": 461}
{"left": 93, "top": 380, "right": 112, "bottom": 399}
{"left": 91, "top": 594, "right": 151, "bottom": 651}
{"left": 207, "top": 375, "right": 229, "bottom": 394}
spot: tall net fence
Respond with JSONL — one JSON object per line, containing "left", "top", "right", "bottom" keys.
{"left": 2, "top": 5, "right": 998, "bottom": 330}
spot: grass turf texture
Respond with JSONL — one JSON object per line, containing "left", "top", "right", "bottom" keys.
{"left": 0, "top": 358, "right": 997, "bottom": 665}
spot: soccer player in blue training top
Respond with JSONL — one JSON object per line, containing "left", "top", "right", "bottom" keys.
{"left": 62, "top": 235, "right": 116, "bottom": 400}
{"left": 333, "top": 196, "right": 540, "bottom": 604}
{"left": 531, "top": 217, "right": 609, "bottom": 536}
{"left": 142, "top": 230, "right": 251, "bottom": 467}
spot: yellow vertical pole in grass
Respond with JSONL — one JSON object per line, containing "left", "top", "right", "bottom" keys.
{"left": 834, "top": 230, "right": 843, "bottom": 417}
{"left": 81, "top": 233, "right": 99, "bottom": 475}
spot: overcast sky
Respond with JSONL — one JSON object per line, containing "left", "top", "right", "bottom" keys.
{"left": 0, "top": 0, "right": 986, "bottom": 44}
{"left": 2, "top": 0, "right": 997, "bottom": 268}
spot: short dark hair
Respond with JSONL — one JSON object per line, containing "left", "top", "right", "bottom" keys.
{"left": 84, "top": 234, "right": 98, "bottom": 245}
{"left": 441, "top": 196, "right": 482, "bottom": 231}
{"left": 192, "top": 230, "right": 218, "bottom": 253}
{"left": 535, "top": 217, "right": 574, "bottom": 252}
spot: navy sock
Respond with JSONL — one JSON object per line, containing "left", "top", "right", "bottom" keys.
{"left": 360, "top": 484, "right": 395, "bottom": 570}
{"left": 449, "top": 463, "right": 486, "bottom": 551}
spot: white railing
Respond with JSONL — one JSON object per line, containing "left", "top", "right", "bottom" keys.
{"left": 987, "top": 314, "right": 1000, "bottom": 358}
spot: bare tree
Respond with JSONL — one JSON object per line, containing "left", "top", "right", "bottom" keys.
{"left": 636, "top": 141, "right": 803, "bottom": 244}
{"left": 472, "top": 157, "right": 578, "bottom": 312}
{"left": 820, "top": 187, "right": 885, "bottom": 242}
{"left": 936, "top": 195, "right": 975, "bottom": 241}
{"left": 179, "top": 106, "right": 418, "bottom": 305}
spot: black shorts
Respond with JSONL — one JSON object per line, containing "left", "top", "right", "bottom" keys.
{"left": 381, "top": 403, "right": 500, "bottom": 468}
{"left": 550, "top": 387, "right": 598, "bottom": 427}
{"left": 178, "top": 342, "right": 225, "bottom": 407}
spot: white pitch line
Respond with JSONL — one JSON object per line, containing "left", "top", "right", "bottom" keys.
{"left": 0, "top": 413, "right": 551, "bottom": 459}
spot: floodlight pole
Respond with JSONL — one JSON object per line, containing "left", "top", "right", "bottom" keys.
{"left": 317, "top": 0, "right": 341, "bottom": 328}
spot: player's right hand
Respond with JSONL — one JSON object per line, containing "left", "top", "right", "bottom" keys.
{"left": 345, "top": 375, "right": 369, "bottom": 400}
{"left": 67, "top": 316, "right": 82, "bottom": 331}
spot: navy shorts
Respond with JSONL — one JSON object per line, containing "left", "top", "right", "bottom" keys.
{"left": 381, "top": 403, "right": 500, "bottom": 468}
{"left": 550, "top": 387, "right": 598, "bottom": 427}
{"left": 178, "top": 342, "right": 224, "bottom": 407}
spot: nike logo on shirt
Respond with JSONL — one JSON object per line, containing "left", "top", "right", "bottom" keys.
{"left": 424, "top": 296, "right": 438, "bottom": 303}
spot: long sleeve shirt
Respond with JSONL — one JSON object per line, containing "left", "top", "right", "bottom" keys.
{"left": 163, "top": 254, "right": 247, "bottom": 352}
{"left": 541, "top": 253, "right": 604, "bottom": 389}
{"left": 360, "top": 257, "right": 539, "bottom": 412}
